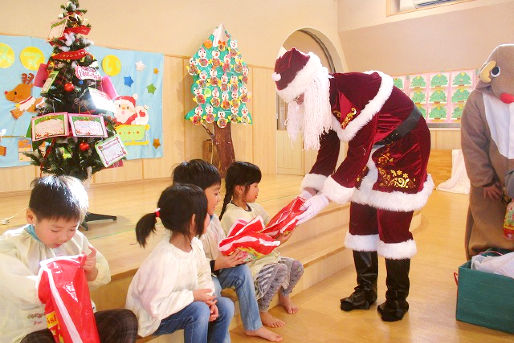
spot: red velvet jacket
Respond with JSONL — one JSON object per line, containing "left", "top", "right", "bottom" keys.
{"left": 302, "top": 72, "right": 433, "bottom": 212}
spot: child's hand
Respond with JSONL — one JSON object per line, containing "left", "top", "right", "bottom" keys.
{"left": 209, "top": 303, "right": 219, "bottom": 322}
{"left": 276, "top": 232, "right": 292, "bottom": 244}
{"left": 193, "top": 289, "right": 216, "bottom": 304}
{"left": 215, "top": 250, "right": 247, "bottom": 270}
{"left": 84, "top": 246, "right": 98, "bottom": 281}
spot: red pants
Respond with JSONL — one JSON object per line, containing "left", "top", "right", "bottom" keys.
{"left": 345, "top": 202, "right": 417, "bottom": 259}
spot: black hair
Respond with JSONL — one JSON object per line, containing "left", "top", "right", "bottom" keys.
{"left": 135, "top": 184, "right": 207, "bottom": 247}
{"left": 29, "top": 175, "right": 89, "bottom": 222}
{"left": 172, "top": 159, "right": 221, "bottom": 190}
{"left": 219, "top": 161, "right": 261, "bottom": 219}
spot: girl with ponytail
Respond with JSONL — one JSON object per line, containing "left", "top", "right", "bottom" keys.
{"left": 126, "top": 184, "right": 234, "bottom": 342}
{"left": 220, "top": 162, "right": 304, "bottom": 329}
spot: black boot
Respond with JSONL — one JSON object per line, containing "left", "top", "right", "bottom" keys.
{"left": 340, "top": 251, "right": 378, "bottom": 311}
{"left": 377, "top": 258, "right": 410, "bottom": 322}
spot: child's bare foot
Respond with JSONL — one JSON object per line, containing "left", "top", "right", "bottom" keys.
{"left": 279, "top": 293, "right": 299, "bottom": 314}
{"left": 245, "top": 327, "right": 283, "bottom": 341}
{"left": 260, "top": 311, "right": 285, "bottom": 328}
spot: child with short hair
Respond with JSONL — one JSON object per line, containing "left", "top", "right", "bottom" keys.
{"left": 220, "top": 161, "right": 304, "bottom": 328}
{"left": 0, "top": 175, "right": 138, "bottom": 343}
{"left": 125, "top": 184, "right": 234, "bottom": 342}
{"left": 173, "top": 159, "right": 282, "bottom": 342}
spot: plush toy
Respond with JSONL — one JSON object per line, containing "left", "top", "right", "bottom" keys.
{"left": 461, "top": 44, "right": 514, "bottom": 258}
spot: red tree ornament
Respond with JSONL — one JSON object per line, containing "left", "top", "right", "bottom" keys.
{"left": 64, "top": 83, "right": 75, "bottom": 92}
{"left": 79, "top": 142, "right": 90, "bottom": 151}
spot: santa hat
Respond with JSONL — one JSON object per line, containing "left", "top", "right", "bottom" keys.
{"left": 272, "top": 48, "right": 324, "bottom": 103}
{"left": 114, "top": 95, "right": 136, "bottom": 107}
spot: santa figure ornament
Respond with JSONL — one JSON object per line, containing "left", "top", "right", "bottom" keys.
{"left": 113, "top": 94, "right": 149, "bottom": 125}
{"left": 273, "top": 48, "right": 433, "bottom": 322}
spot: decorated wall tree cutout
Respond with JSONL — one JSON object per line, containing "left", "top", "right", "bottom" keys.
{"left": 186, "top": 24, "right": 252, "bottom": 175}
{"left": 25, "top": 0, "right": 124, "bottom": 180}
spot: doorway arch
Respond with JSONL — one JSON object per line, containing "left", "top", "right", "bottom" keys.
{"left": 275, "top": 29, "right": 342, "bottom": 175}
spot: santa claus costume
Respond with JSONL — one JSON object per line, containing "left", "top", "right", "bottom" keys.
{"left": 273, "top": 48, "right": 433, "bottom": 321}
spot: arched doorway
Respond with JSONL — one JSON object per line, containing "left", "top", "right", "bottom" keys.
{"left": 276, "top": 29, "right": 339, "bottom": 130}
{"left": 275, "top": 29, "right": 341, "bottom": 175}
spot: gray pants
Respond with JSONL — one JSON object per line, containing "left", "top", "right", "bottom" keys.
{"left": 256, "top": 257, "right": 304, "bottom": 312}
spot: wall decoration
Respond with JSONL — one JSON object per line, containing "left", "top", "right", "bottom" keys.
{"left": 185, "top": 24, "right": 252, "bottom": 175}
{"left": 0, "top": 12, "right": 163, "bottom": 169}
{"left": 394, "top": 69, "right": 478, "bottom": 127}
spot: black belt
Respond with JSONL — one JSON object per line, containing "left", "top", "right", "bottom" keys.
{"left": 375, "top": 106, "right": 422, "bottom": 146}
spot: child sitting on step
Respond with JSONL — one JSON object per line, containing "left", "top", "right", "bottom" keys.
{"left": 220, "top": 161, "right": 304, "bottom": 328}
{"left": 0, "top": 175, "right": 138, "bottom": 343}
{"left": 173, "top": 159, "right": 282, "bottom": 341}
{"left": 126, "top": 184, "right": 234, "bottom": 343}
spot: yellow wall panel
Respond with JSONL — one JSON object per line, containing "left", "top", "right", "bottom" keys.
{"left": 277, "top": 130, "right": 303, "bottom": 175}
{"left": 0, "top": 166, "right": 37, "bottom": 193}
{"left": 93, "top": 159, "right": 143, "bottom": 184}
{"left": 251, "top": 67, "right": 277, "bottom": 175}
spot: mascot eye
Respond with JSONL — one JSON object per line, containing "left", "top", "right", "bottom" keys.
{"left": 491, "top": 66, "right": 500, "bottom": 77}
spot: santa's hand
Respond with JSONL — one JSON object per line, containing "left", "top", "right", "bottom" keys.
{"left": 299, "top": 188, "right": 315, "bottom": 200}
{"left": 297, "top": 194, "right": 329, "bottom": 225}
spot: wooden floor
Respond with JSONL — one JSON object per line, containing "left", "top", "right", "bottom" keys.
{"left": 1, "top": 165, "right": 512, "bottom": 342}
{"left": 230, "top": 190, "right": 513, "bottom": 343}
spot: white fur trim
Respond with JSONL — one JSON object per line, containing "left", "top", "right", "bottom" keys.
{"left": 321, "top": 176, "right": 355, "bottom": 204}
{"left": 377, "top": 239, "right": 417, "bottom": 259}
{"left": 276, "top": 52, "right": 324, "bottom": 103}
{"left": 339, "top": 71, "right": 394, "bottom": 142}
{"left": 344, "top": 233, "right": 379, "bottom": 251}
{"left": 272, "top": 72, "right": 281, "bottom": 81}
{"left": 301, "top": 173, "right": 327, "bottom": 191}
{"left": 331, "top": 115, "right": 345, "bottom": 140}
{"left": 352, "top": 153, "right": 434, "bottom": 212}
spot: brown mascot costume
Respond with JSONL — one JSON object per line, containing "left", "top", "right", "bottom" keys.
{"left": 273, "top": 48, "right": 433, "bottom": 322}
{"left": 461, "top": 44, "right": 514, "bottom": 258}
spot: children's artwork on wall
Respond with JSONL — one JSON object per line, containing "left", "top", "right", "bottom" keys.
{"left": 395, "top": 69, "right": 478, "bottom": 127}
{"left": 0, "top": 34, "right": 164, "bottom": 167}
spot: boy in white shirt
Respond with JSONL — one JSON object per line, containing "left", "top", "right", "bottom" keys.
{"left": 0, "top": 175, "right": 138, "bottom": 343}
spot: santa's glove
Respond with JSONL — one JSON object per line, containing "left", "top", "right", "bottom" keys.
{"left": 299, "top": 189, "right": 314, "bottom": 200}
{"left": 297, "top": 194, "right": 329, "bottom": 225}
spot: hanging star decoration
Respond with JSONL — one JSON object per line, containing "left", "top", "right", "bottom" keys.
{"left": 146, "top": 83, "right": 156, "bottom": 94}
{"left": 153, "top": 138, "right": 161, "bottom": 149}
{"left": 124, "top": 76, "right": 134, "bottom": 87}
{"left": 135, "top": 60, "right": 146, "bottom": 71}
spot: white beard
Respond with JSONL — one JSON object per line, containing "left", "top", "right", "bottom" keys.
{"left": 286, "top": 101, "right": 304, "bottom": 142}
{"left": 284, "top": 68, "right": 332, "bottom": 150}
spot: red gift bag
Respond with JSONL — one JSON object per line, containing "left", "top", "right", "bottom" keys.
{"left": 219, "top": 217, "right": 281, "bottom": 259}
{"left": 262, "top": 197, "right": 305, "bottom": 238}
{"left": 38, "top": 255, "right": 100, "bottom": 343}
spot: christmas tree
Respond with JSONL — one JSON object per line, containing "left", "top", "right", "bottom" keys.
{"left": 186, "top": 24, "right": 251, "bottom": 175}
{"left": 410, "top": 75, "right": 427, "bottom": 88}
{"left": 430, "top": 74, "right": 448, "bottom": 88}
{"left": 429, "top": 105, "right": 447, "bottom": 120}
{"left": 429, "top": 89, "right": 447, "bottom": 103}
{"left": 451, "top": 88, "right": 470, "bottom": 103}
{"left": 25, "top": 0, "right": 122, "bottom": 181}
{"left": 452, "top": 72, "right": 472, "bottom": 86}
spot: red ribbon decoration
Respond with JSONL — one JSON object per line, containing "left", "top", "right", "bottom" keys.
{"left": 52, "top": 49, "right": 89, "bottom": 61}
{"left": 64, "top": 25, "right": 91, "bottom": 35}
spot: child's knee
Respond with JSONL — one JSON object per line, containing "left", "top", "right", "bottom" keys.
{"left": 233, "top": 264, "right": 253, "bottom": 287}
{"left": 217, "top": 296, "right": 235, "bottom": 320}
{"left": 292, "top": 260, "right": 304, "bottom": 276}
{"left": 274, "top": 263, "right": 288, "bottom": 282}
{"left": 190, "top": 301, "right": 211, "bottom": 323}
